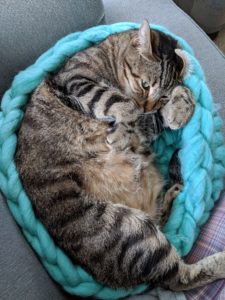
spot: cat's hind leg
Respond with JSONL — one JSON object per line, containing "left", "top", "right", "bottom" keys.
{"left": 160, "top": 183, "right": 182, "bottom": 227}
{"left": 159, "top": 149, "right": 183, "bottom": 227}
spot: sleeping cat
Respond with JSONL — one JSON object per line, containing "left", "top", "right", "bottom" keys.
{"left": 15, "top": 20, "right": 225, "bottom": 291}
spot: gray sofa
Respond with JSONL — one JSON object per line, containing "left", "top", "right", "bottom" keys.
{"left": 0, "top": 1, "right": 225, "bottom": 299}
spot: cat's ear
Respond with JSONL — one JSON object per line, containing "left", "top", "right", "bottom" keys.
{"left": 175, "top": 49, "right": 189, "bottom": 78}
{"left": 137, "top": 19, "right": 153, "bottom": 59}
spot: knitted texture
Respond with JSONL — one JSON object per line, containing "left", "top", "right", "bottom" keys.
{"left": 0, "top": 22, "right": 225, "bottom": 299}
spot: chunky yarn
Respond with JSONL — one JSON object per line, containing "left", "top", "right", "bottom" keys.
{"left": 0, "top": 22, "right": 225, "bottom": 299}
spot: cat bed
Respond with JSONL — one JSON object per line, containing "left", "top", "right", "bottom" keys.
{"left": 0, "top": 22, "right": 225, "bottom": 299}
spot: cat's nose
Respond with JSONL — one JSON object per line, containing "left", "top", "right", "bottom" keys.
{"left": 144, "top": 99, "right": 158, "bottom": 112}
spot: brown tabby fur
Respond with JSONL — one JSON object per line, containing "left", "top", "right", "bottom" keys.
{"left": 15, "top": 21, "right": 225, "bottom": 291}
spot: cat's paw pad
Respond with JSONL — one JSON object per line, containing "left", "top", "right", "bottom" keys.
{"left": 160, "top": 86, "right": 195, "bottom": 130}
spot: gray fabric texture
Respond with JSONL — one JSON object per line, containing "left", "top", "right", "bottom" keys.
{"left": 0, "top": 193, "right": 79, "bottom": 300}
{"left": 1, "top": 0, "right": 225, "bottom": 299}
{"left": 174, "top": 0, "right": 225, "bottom": 33}
{"left": 0, "top": 0, "right": 105, "bottom": 98}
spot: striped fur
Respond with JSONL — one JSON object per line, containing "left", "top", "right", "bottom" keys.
{"left": 15, "top": 21, "right": 225, "bottom": 291}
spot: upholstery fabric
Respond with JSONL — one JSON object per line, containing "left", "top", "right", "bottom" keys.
{"left": 0, "top": 0, "right": 105, "bottom": 98}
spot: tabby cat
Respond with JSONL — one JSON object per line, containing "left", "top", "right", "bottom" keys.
{"left": 15, "top": 20, "right": 225, "bottom": 291}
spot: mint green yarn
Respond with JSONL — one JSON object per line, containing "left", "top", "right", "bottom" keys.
{"left": 0, "top": 22, "right": 225, "bottom": 299}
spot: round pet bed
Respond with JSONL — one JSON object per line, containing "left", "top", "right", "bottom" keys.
{"left": 0, "top": 22, "right": 225, "bottom": 299}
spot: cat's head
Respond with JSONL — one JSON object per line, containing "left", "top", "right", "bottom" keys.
{"left": 121, "top": 20, "right": 189, "bottom": 112}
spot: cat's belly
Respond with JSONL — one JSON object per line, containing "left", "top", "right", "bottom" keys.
{"left": 85, "top": 150, "right": 164, "bottom": 219}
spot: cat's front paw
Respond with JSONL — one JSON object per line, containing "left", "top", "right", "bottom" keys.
{"left": 160, "top": 86, "right": 195, "bottom": 130}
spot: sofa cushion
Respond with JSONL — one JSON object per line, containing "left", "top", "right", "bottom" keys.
{"left": 1, "top": 0, "right": 225, "bottom": 299}
{"left": 0, "top": 0, "right": 105, "bottom": 98}
{"left": 0, "top": 193, "right": 77, "bottom": 300}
